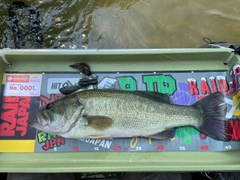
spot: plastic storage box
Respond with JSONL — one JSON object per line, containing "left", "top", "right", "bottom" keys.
{"left": 0, "top": 48, "right": 240, "bottom": 172}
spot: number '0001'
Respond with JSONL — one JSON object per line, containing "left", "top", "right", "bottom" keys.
{"left": 20, "top": 85, "right": 35, "bottom": 90}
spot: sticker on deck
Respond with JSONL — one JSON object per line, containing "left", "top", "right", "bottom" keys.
{"left": 4, "top": 74, "right": 42, "bottom": 97}
{"left": 0, "top": 73, "right": 42, "bottom": 152}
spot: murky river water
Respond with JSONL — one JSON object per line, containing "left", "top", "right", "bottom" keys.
{"left": 0, "top": 0, "right": 240, "bottom": 49}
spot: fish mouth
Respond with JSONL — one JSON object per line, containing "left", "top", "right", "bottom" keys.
{"left": 28, "top": 120, "right": 45, "bottom": 132}
{"left": 37, "top": 110, "right": 50, "bottom": 127}
{"left": 28, "top": 109, "right": 82, "bottom": 135}
{"left": 28, "top": 119, "right": 79, "bottom": 135}
{"left": 28, "top": 110, "right": 46, "bottom": 131}
{"left": 28, "top": 118, "right": 78, "bottom": 135}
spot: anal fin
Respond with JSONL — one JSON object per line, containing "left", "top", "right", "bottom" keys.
{"left": 148, "top": 128, "right": 176, "bottom": 139}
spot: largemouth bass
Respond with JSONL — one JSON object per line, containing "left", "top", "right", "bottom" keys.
{"left": 28, "top": 90, "right": 231, "bottom": 141}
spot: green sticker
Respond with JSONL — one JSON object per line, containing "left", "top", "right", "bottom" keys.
{"left": 184, "top": 137, "right": 192, "bottom": 145}
{"left": 176, "top": 126, "right": 199, "bottom": 145}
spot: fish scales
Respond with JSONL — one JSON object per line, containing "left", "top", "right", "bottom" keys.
{"left": 69, "top": 90, "right": 201, "bottom": 138}
{"left": 28, "top": 89, "right": 232, "bottom": 141}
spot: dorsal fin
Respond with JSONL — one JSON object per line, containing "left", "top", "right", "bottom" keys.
{"left": 134, "top": 91, "right": 172, "bottom": 104}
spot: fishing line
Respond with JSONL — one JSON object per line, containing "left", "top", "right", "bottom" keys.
{"left": 216, "top": 173, "right": 225, "bottom": 180}
{"left": 153, "top": 71, "right": 157, "bottom": 92}
{"left": 203, "top": 37, "right": 213, "bottom": 44}
{"left": 201, "top": 172, "right": 213, "bottom": 180}
{"left": 115, "top": 72, "right": 119, "bottom": 89}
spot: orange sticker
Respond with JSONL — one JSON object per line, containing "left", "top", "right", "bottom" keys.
{"left": 6, "top": 75, "right": 29, "bottom": 83}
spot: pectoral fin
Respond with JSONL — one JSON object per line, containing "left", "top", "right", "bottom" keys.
{"left": 84, "top": 115, "right": 114, "bottom": 130}
{"left": 148, "top": 128, "right": 176, "bottom": 139}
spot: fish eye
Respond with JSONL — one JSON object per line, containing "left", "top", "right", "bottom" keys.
{"left": 46, "top": 103, "right": 53, "bottom": 110}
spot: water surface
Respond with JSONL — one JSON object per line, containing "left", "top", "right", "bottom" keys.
{"left": 1, "top": 0, "right": 240, "bottom": 49}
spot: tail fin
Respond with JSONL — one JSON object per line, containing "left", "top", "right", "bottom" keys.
{"left": 193, "top": 92, "right": 232, "bottom": 142}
